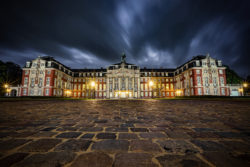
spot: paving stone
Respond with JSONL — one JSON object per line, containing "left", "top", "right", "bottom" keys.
{"left": 41, "top": 127, "right": 56, "bottom": 131}
{"left": 92, "top": 140, "right": 129, "bottom": 153}
{"left": 191, "top": 140, "right": 226, "bottom": 152}
{"left": 156, "top": 154, "right": 209, "bottom": 167}
{"left": 96, "top": 133, "right": 116, "bottom": 139}
{"left": 31, "top": 131, "right": 57, "bottom": 137}
{"left": 80, "top": 127, "right": 103, "bottom": 132}
{"left": 219, "top": 140, "right": 250, "bottom": 153}
{"left": 187, "top": 132, "right": 219, "bottom": 138}
{"left": 202, "top": 151, "right": 250, "bottom": 167}
{"left": 56, "top": 126, "right": 79, "bottom": 131}
{"left": 81, "top": 133, "right": 95, "bottom": 139}
{"left": 0, "top": 132, "right": 18, "bottom": 138}
{"left": 94, "top": 119, "right": 108, "bottom": 123}
{"left": 18, "top": 139, "right": 61, "bottom": 152}
{"left": 139, "top": 132, "right": 167, "bottom": 139}
{"left": 120, "top": 123, "right": 134, "bottom": 127}
{"left": 13, "top": 131, "right": 38, "bottom": 138}
{"left": 55, "top": 139, "right": 91, "bottom": 151}
{"left": 193, "top": 128, "right": 215, "bottom": 132}
{"left": 56, "top": 132, "right": 81, "bottom": 138}
{"left": 70, "top": 152, "right": 113, "bottom": 167}
{"left": 165, "top": 130, "right": 191, "bottom": 139}
{"left": 215, "top": 132, "right": 247, "bottom": 138}
{"left": 130, "top": 128, "right": 149, "bottom": 132}
{"left": 114, "top": 153, "right": 158, "bottom": 167}
{"left": 14, "top": 151, "right": 75, "bottom": 167}
{"left": 118, "top": 133, "right": 139, "bottom": 139}
{"left": 0, "top": 139, "right": 30, "bottom": 152}
{"left": 130, "top": 140, "right": 162, "bottom": 152}
{"left": 149, "top": 127, "right": 167, "bottom": 132}
{"left": 157, "top": 140, "right": 199, "bottom": 154}
{"left": 106, "top": 127, "right": 128, "bottom": 132}
{"left": 0, "top": 153, "right": 29, "bottom": 167}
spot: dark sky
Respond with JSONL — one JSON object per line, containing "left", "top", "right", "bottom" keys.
{"left": 0, "top": 0, "right": 249, "bottom": 77}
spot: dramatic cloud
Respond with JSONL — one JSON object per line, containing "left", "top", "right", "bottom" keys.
{"left": 0, "top": 0, "right": 249, "bottom": 77}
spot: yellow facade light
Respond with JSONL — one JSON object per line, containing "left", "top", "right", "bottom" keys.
{"left": 4, "top": 84, "right": 9, "bottom": 88}
{"left": 149, "top": 81, "right": 154, "bottom": 87}
{"left": 238, "top": 88, "right": 243, "bottom": 92}
{"left": 6, "top": 88, "right": 11, "bottom": 93}
{"left": 243, "top": 83, "right": 248, "bottom": 88}
{"left": 91, "top": 81, "right": 96, "bottom": 87}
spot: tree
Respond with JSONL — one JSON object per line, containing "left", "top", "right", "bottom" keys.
{"left": 0, "top": 60, "right": 22, "bottom": 96}
{"left": 225, "top": 65, "right": 243, "bottom": 84}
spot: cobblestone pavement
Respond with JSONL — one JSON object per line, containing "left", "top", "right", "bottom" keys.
{"left": 0, "top": 99, "right": 249, "bottom": 167}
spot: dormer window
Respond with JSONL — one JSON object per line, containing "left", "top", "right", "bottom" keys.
{"left": 128, "top": 65, "right": 131, "bottom": 69}
{"left": 218, "top": 60, "right": 222, "bottom": 66}
{"left": 196, "top": 60, "right": 200, "bottom": 66}
{"left": 48, "top": 61, "right": 51, "bottom": 67}
{"left": 26, "top": 62, "right": 31, "bottom": 67}
{"left": 115, "top": 65, "right": 118, "bottom": 69}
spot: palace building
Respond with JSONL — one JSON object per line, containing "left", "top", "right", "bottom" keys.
{"left": 18, "top": 53, "right": 231, "bottom": 98}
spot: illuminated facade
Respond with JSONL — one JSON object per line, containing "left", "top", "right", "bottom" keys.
{"left": 19, "top": 54, "right": 230, "bottom": 98}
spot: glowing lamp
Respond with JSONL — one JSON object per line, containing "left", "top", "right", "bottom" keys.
{"left": 91, "top": 81, "right": 96, "bottom": 87}
{"left": 149, "top": 81, "right": 154, "bottom": 87}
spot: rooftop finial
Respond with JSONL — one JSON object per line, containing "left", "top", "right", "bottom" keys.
{"left": 121, "top": 52, "right": 126, "bottom": 63}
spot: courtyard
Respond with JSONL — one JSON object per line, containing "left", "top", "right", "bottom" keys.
{"left": 0, "top": 99, "right": 249, "bottom": 167}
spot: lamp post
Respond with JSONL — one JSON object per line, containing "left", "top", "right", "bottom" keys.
{"left": 90, "top": 81, "right": 96, "bottom": 99}
{"left": 149, "top": 80, "right": 154, "bottom": 98}
{"left": 3, "top": 84, "right": 10, "bottom": 96}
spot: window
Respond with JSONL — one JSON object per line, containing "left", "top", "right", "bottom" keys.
{"left": 24, "top": 77, "right": 28, "bottom": 86}
{"left": 31, "top": 78, "right": 35, "bottom": 87}
{"left": 221, "top": 88, "right": 225, "bottom": 95}
{"left": 218, "top": 61, "right": 222, "bottom": 66}
{"left": 190, "top": 70, "right": 192, "bottom": 75}
{"left": 220, "top": 77, "right": 224, "bottom": 85}
{"left": 39, "top": 78, "right": 43, "bottom": 87}
{"left": 213, "top": 77, "right": 217, "bottom": 86}
{"left": 206, "top": 88, "right": 209, "bottom": 95}
{"left": 45, "top": 89, "right": 49, "bottom": 96}
{"left": 46, "top": 77, "right": 50, "bottom": 86}
{"left": 26, "top": 62, "right": 30, "bottom": 67}
{"left": 196, "top": 70, "right": 200, "bottom": 74}
{"left": 214, "top": 89, "right": 217, "bottom": 95}
{"left": 25, "top": 71, "right": 29, "bottom": 75}
{"left": 198, "top": 88, "right": 202, "bottom": 95}
{"left": 197, "top": 76, "right": 201, "bottom": 85}
{"left": 141, "top": 92, "right": 143, "bottom": 97}
{"left": 190, "top": 78, "right": 193, "bottom": 87}
{"left": 47, "top": 70, "right": 51, "bottom": 75}
{"left": 196, "top": 60, "right": 200, "bottom": 66}
{"left": 170, "top": 84, "right": 173, "bottom": 90}
{"left": 23, "top": 89, "right": 27, "bottom": 95}
{"left": 30, "top": 89, "right": 34, "bottom": 95}
{"left": 219, "top": 70, "right": 223, "bottom": 74}
{"left": 48, "top": 61, "right": 51, "bottom": 67}
{"left": 78, "top": 85, "right": 81, "bottom": 90}
{"left": 205, "top": 77, "right": 209, "bottom": 86}
{"left": 38, "top": 89, "right": 42, "bottom": 95}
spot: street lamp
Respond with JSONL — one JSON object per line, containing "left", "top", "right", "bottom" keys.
{"left": 90, "top": 81, "right": 96, "bottom": 99}
{"left": 4, "top": 84, "right": 9, "bottom": 88}
{"left": 91, "top": 81, "right": 96, "bottom": 87}
{"left": 149, "top": 80, "right": 154, "bottom": 98}
{"left": 243, "top": 83, "right": 248, "bottom": 88}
